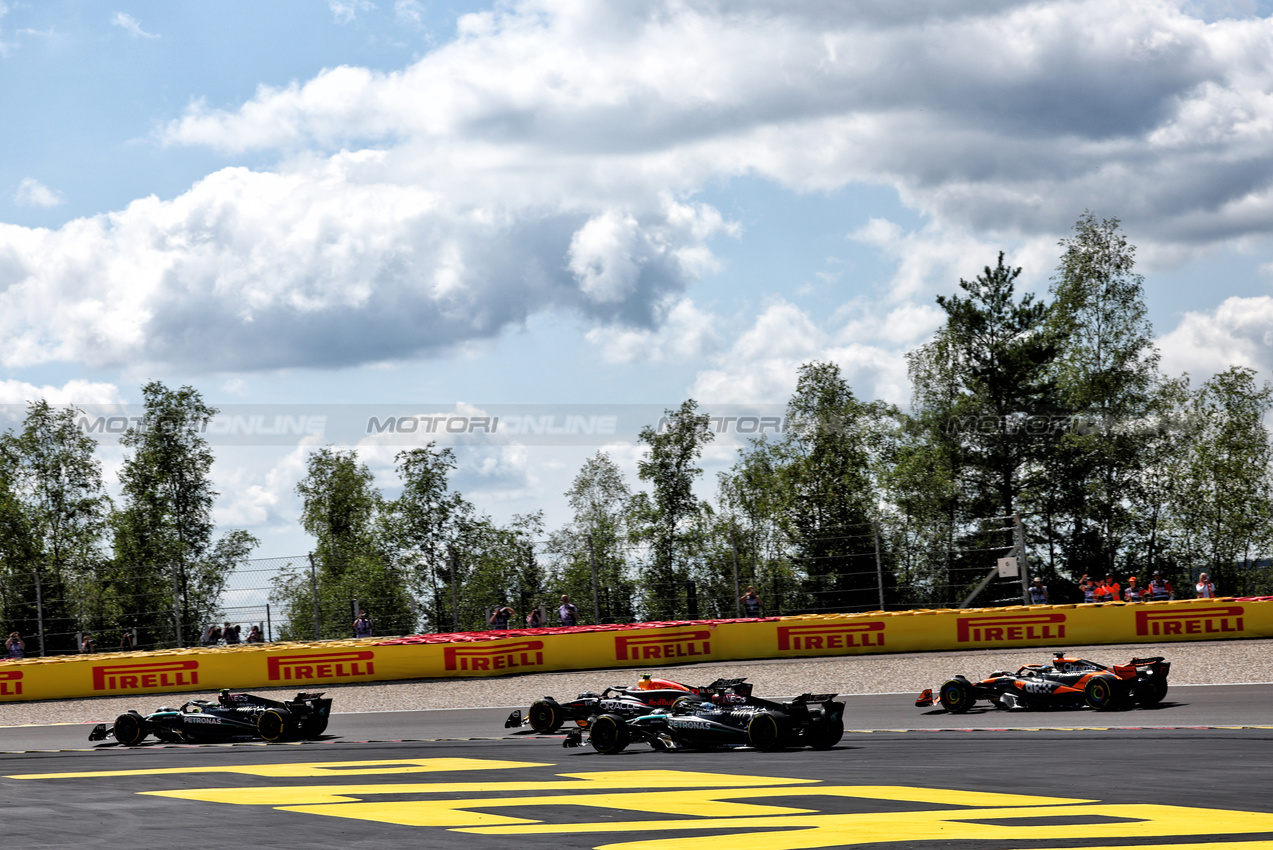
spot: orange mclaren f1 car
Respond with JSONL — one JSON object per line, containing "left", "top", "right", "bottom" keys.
{"left": 916, "top": 652, "right": 1170, "bottom": 712}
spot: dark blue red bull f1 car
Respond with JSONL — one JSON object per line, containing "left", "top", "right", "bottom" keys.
{"left": 506, "top": 674, "right": 750, "bottom": 733}
{"left": 564, "top": 687, "right": 846, "bottom": 753}
{"left": 916, "top": 653, "right": 1170, "bottom": 712}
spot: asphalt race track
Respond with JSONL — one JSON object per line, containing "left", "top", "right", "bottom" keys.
{"left": 3, "top": 684, "right": 1273, "bottom": 849}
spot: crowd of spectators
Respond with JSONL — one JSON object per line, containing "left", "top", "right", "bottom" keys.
{"left": 0, "top": 569, "right": 1243, "bottom": 659}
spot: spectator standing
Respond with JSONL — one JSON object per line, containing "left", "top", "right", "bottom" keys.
{"left": 1103, "top": 573, "right": 1121, "bottom": 603}
{"left": 246, "top": 625, "right": 264, "bottom": 643}
{"left": 353, "top": 610, "right": 373, "bottom": 638}
{"left": 223, "top": 622, "right": 240, "bottom": 645}
{"left": 1078, "top": 575, "right": 1096, "bottom": 604}
{"left": 558, "top": 595, "right": 578, "bottom": 627}
{"left": 488, "top": 605, "right": 515, "bottom": 630}
{"left": 526, "top": 606, "right": 544, "bottom": 628}
{"left": 739, "top": 586, "right": 763, "bottom": 617}
{"left": 5, "top": 632, "right": 25, "bottom": 659}
{"left": 119, "top": 631, "right": 134, "bottom": 652}
{"left": 1027, "top": 578, "right": 1049, "bottom": 604}
{"left": 80, "top": 635, "right": 95, "bottom": 653}
{"left": 1196, "top": 573, "right": 1217, "bottom": 599}
{"left": 1148, "top": 571, "right": 1174, "bottom": 601}
{"left": 208, "top": 624, "right": 223, "bottom": 645}
{"left": 1123, "top": 576, "right": 1145, "bottom": 602}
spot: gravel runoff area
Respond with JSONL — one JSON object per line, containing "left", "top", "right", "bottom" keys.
{"left": 2, "top": 638, "right": 1271, "bottom": 727}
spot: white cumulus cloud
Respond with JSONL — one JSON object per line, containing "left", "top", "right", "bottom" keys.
{"left": 13, "top": 178, "right": 63, "bottom": 208}
{"left": 3, "top": 1, "right": 1273, "bottom": 377}
{"left": 110, "top": 12, "right": 158, "bottom": 39}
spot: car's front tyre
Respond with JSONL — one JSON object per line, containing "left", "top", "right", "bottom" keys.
{"left": 589, "top": 714, "right": 630, "bottom": 754}
{"left": 528, "top": 699, "right": 563, "bottom": 733}
{"left": 938, "top": 679, "right": 974, "bottom": 713}
{"left": 112, "top": 712, "right": 148, "bottom": 746}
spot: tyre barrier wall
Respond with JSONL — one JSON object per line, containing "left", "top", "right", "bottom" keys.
{"left": 0, "top": 596, "right": 1267, "bottom": 703}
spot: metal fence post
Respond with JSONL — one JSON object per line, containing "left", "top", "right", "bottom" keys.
{"left": 32, "top": 568, "right": 45, "bottom": 657}
{"left": 449, "top": 547, "right": 460, "bottom": 633}
{"left": 873, "top": 522, "right": 885, "bottom": 611}
{"left": 730, "top": 528, "right": 741, "bottom": 618}
{"left": 588, "top": 533, "right": 601, "bottom": 624}
{"left": 171, "top": 562, "right": 183, "bottom": 648}
{"left": 1015, "top": 513, "right": 1031, "bottom": 604}
{"left": 308, "top": 553, "right": 320, "bottom": 640}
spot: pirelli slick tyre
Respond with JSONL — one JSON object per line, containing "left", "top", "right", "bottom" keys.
{"left": 747, "top": 711, "right": 787, "bottom": 751}
{"left": 938, "top": 679, "right": 974, "bottom": 713}
{"left": 1083, "top": 675, "right": 1120, "bottom": 711}
{"left": 112, "top": 712, "right": 148, "bottom": 746}
{"left": 806, "top": 716, "right": 844, "bottom": 750}
{"left": 588, "top": 713, "right": 630, "bottom": 755}
{"left": 1137, "top": 679, "right": 1168, "bottom": 707}
{"left": 299, "top": 715, "right": 329, "bottom": 738}
{"left": 671, "top": 695, "right": 703, "bottom": 713}
{"left": 257, "top": 708, "right": 295, "bottom": 742}
{"left": 528, "top": 700, "right": 563, "bottom": 733}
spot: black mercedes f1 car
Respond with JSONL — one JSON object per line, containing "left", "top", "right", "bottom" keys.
{"left": 916, "top": 652, "right": 1170, "bottom": 712}
{"left": 89, "top": 689, "right": 332, "bottom": 745}
{"left": 565, "top": 689, "right": 845, "bottom": 753}
{"left": 505, "top": 674, "right": 750, "bottom": 734}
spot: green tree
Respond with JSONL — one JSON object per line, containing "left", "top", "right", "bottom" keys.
{"left": 112, "top": 383, "right": 256, "bottom": 647}
{"left": 0, "top": 401, "right": 111, "bottom": 653}
{"left": 901, "top": 254, "right": 1060, "bottom": 605}
{"left": 632, "top": 399, "right": 713, "bottom": 619}
{"left": 1045, "top": 212, "right": 1160, "bottom": 579}
{"left": 716, "top": 441, "right": 800, "bottom": 616}
{"left": 1164, "top": 367, "right": 1273, "bottom": 595}
{"left": 779, "top": 362, "right": 893, "bottom": 613}
{"left": 547, "top": 451, "right": 636, "bottom": 624}
{"left": 382, "top": 443, "right": 471, "bottom": 633}
{"left": 274, "top": 447, "right": 413, "bottom": 640}
{"left": 455, "top": 512, "right": 546, "bottom": 630}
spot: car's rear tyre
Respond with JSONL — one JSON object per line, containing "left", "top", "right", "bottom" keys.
{"left": 299, "top": 715, "right": 329, "bottom": 738}
{"left": 1137, "top": 679, "right": 1168, "bottom": 707}
{"left": 671, "top": 695, "right": 702, "bottom": 712}
{"left": 1083, "top": 675, "right": 1120, "bottom": 710}
{"left": 938, "top": 679, "right": 973, "bottom": 713}
{"left": 528, "top": 700, "right": 563, "bottom": 733}
{"left": 589, "top": 713, "right": 630, "bottom": 754}
{"left": 747, "top": 711, "right": 787, "bottom": 751}
{"left": 112, "top": 712, "right": 148, "bottom": 746}
{"left": 806, "top": 716, "right": 844, "bottom": 750}
{"left": 257, "top": 708, "right": 294, "bottom": 742}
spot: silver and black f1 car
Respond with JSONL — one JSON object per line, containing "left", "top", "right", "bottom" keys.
{"left": 506, "top": 674, "right": 750, "bottom": 733}
{"left": 916, "top": 652, "right": 1170, "bottom": 713}
{"left": 89, "top": 689, "right": 332, "bottom": 745}
{"left": 565, "top": 689, "right": 846, "bottom": 753}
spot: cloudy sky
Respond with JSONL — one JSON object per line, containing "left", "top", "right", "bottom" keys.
{"left": 3, "top": 0, "right": 1273, "bottom": 556}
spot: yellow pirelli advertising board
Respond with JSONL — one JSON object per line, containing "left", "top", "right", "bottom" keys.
{"left": 0, "top": 597, "right": 1269, "bottom": 702}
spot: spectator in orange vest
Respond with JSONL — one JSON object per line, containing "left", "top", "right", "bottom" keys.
{"left": 1195, "top": 572, "right": 1216, "bottom": 598}
{"left": 1123, "top": 576, "right": 1146, "bottom": 602}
